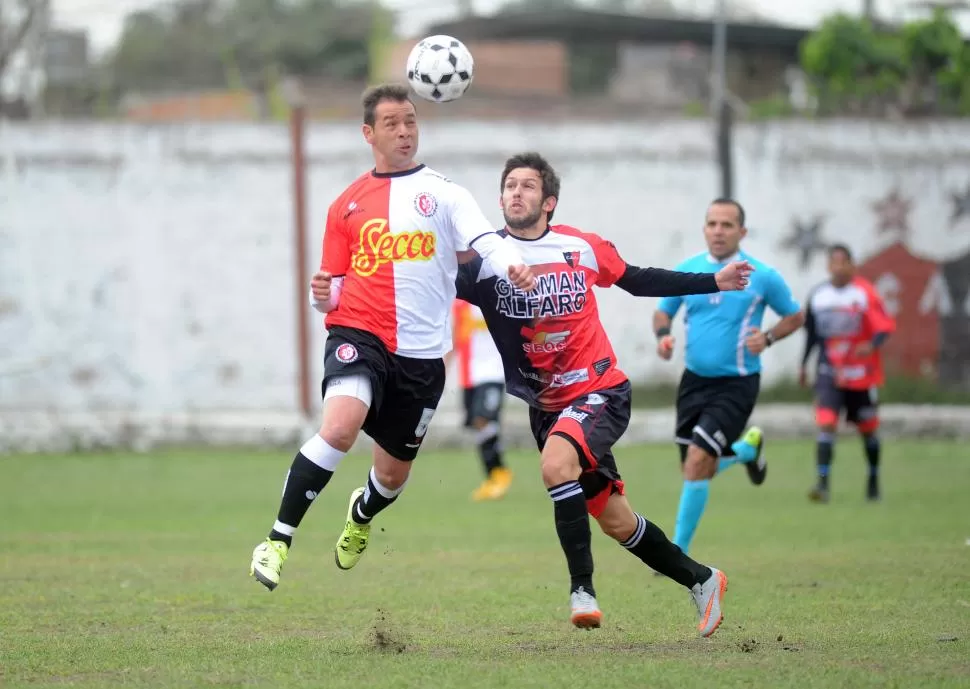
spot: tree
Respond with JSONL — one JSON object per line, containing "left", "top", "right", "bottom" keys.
{"left": 0, "top": 0, "right": 43, "bottom": 106}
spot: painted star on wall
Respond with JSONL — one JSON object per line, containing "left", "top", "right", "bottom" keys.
{"left": 780, "top": 215, "right": 828, "bottom": 269}
{"left": 950, "top": 184, "right": 970, "bottom": 226}
{"left": 872, "top": 189, "right": 912, "bottom": 238}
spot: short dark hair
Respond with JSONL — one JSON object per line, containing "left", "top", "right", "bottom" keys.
{"left": 361, "top": 83, "right": 413, "bottom": 126}
{"left": 828, "top": 243, "right": 853, "bottom": 262}
{"left": 709, "top": 197, "right": 746, "bottom": 227}
{"left": 500, "top": 152, "right": 562, "bottom": 222}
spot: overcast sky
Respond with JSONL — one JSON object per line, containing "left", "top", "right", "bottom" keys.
{"left": 55, "top": 0, "right": 970, "bottom": 55}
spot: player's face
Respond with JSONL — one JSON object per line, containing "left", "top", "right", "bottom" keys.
{"left": 501, "top": 167, "right": 556, "bottom": 231}
{"left": 363, "top": 99, "right": 419, "bottom": 172}
{"left": 828, "top": 250, "right": 854, "bottom": 286}
{"left": 703, "top": 203, "right": 746, "bottom": 259}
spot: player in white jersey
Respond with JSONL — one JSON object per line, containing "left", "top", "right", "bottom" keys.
{"left": 448, "top": 299, "right": 512, "bottom": 501}
{"left": 250, "top": 84, "right": 536, "bottom": 590}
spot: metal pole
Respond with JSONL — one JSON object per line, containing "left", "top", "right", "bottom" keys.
{"left": 711, "top": 0, "right": 733, "bottom": 198}
{"left": 285, "top": 79, "right": 313, "bottom": 421}
{"left": 863, "top": 0, "right": 875, "bottom": 20}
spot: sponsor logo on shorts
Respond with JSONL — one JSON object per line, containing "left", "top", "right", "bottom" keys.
{"left": 523, "top": 330, "right": 570, "bottom": 353}
{"left": 585, "top": 393, "right": 606, "bottom": 405}
{"left": 352, "top": 219, "right": 436, "bottom": 277}
{"left": 559, "top": 407, "right": 588, "bottom": 423}
{"left": 413, "top": 407, "right": 436, "bottom": 439}
{"left": 414, "top": 192, "right": 438, "bottom": 218}
{"left": 335, "top": 343, "right": 358, "bottom": 363}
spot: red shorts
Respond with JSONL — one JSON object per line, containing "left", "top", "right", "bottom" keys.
{"left": 814, "top": 373, "right": 880, "bottom": 432}
{"left": 529, "top": 382, "right": 631, "bottom": 518}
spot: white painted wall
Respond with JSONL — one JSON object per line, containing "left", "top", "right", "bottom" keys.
{"left": 3, "top": 118, "right": 970, "bottom": 416}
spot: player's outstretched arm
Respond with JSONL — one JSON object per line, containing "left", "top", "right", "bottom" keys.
{"left": 615, "top": 261, "right": 752, "bottom": 297}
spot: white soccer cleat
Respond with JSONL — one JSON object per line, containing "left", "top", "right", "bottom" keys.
{"left": 690, "top": 567, "right": 728, "bottom": 637}
{"left": 570, "top": 587, "right": 603, "bottom": 629}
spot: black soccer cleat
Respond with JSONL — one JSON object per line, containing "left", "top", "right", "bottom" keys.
{"left": 866, "top": 476, "right": 881, "bottom": 502}
{"left": 741, "top": 427, "right": 767, "bottom": 486}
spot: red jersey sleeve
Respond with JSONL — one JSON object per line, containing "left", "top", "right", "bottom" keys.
{"left": 590, "top": 234, "right": 628, "bottom": 287}
{"left": 320, "top": 201, "right": 351, "bottom": 276}
{"left": 859, "top": 278, "right": 896, "bottom": 335}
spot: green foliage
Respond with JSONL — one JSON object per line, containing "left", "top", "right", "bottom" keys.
{"left": 107, "top": 0, "right": 385, "bottom": 94}
{"left": 799, "top": 9, "right": 970, "bottom": 117}
{"left": 746, "top": 94, "right": 795, "bottom": 119}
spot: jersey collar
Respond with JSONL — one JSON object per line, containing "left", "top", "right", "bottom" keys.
{"left": 706, "top": 251, "right": 741, "bottom": 264}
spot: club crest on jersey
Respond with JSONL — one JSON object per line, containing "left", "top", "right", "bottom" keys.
{"left": 352, "top": 219, "right": 436, "bottom": 277}
{"left": 563, "top": 251, "right": 581, "bottom": 268}
{"left": 414, "top": 192, "right": 438, "bottom": 218}
{"left": 335, "top": 343, "right": 358, "bottom": 363}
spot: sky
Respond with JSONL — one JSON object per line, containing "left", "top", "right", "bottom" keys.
{"left": 53, "top": 0, "right": 970, "bottom": 55}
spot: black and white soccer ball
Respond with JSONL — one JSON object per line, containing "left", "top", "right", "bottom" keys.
{"left": 406, "top": 35, "right": 474, "bottom": 103}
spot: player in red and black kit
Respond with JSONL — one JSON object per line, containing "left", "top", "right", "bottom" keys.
{"left": 800, "top": 244, "right": 895, "bottom": 503}
{"left": 457, "top": 152, "right": 753, "bottom": 636}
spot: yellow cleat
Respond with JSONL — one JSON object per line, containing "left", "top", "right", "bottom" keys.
{"left": 250, "top": 538, "right": 288, "bottom": 591}
{"left": 334, "top": 487, "right": 370, "bottom": 570}
{"left": 471, "top": 467, "right": 513, "bottom": 502}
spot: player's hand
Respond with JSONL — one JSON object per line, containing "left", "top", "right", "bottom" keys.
{"left": 657, "top": 335, "right": 675, "bottom": 360}
{"left": 854, "top": 341, "right": 874, "bottom": 358}
{"left": 798, "top": 367, "right": 809, "bottom": 388}
{"left": 715, "top": 260, "right": 754, "bottom": 292}
{"left": 745, "top": 327, "right": 768, "bottom": 354}
{"left": 509, "top": 264, "right": 537, "bottom": 292}
{"left": 310, "top": 270, "right": 332, "bottom": 302}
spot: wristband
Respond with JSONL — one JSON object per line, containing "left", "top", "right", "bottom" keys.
{"left": 765, "top": 331, "right": 776, "bottom": 347}
{"left": 655, "top": 327, "right": 671, "bottom": 340}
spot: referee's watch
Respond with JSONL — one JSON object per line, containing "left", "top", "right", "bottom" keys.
{"left": 764, "top": 331, "right": 777, "bottom": 348}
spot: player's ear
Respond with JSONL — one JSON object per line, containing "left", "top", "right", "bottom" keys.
{"left": 739, "top": 225, "right": 748, "bottom": 240}
{"left": 543, "top": 196, "right": 558, "bottom": 214}
{"left": 361, "top": 124, "right": 375, "bottom": 145}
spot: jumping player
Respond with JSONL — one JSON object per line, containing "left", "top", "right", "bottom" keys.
{"left": 800, "top": 244, "right": 895, "bottom": 503}
{"left": 458, "top": 152, "right": 753, "bottom": 636}
{"left": 249, "top": 84, "right": 536, "bottom": 590}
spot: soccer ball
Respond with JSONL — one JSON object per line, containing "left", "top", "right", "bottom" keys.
{"left": 406, "top": 35, "right": 474, "bottom": 103}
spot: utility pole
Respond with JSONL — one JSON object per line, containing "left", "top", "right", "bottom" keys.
{"left": 711, "top": 0, "right": 733, "bottom": 198}
{"left": 863, "top": 0, "right": 876, "bottom": 20}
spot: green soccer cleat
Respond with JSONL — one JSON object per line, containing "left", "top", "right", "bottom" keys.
{"left": 740, "top": 426, "right": 767, "bottom": 486}
{"left": 250, "top": 538, "right": 288, "bottom": 591}
{"left": 334, "top": 487, "right": 370, "bottom": 570}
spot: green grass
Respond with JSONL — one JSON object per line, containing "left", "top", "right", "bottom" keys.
{"left": 2, "top": 441, "right": 969, "bottom": 688}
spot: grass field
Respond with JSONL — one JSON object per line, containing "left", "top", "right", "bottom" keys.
{"left": 2, "top": 439, "right": 969, "bottom": 688}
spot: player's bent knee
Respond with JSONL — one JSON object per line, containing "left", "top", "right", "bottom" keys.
{"left": 683, "top": 445, "right": 716, "bottom": 480}
{"left": 320, "top": 375, "right": 372, "bottom": 450}
{"left": 540, "top": 434, "right": 582, "bottom": 487}
{"left": 372, "top": 446, "right": 411, "bottom": 490}
{"left": 856, "top": 417, "right": 879, "bottom": 434}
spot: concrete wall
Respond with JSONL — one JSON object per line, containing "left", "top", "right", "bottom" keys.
{"left": 3, "top": 119, "right": 970, "bottom": 427}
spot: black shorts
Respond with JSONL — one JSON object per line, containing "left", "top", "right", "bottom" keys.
{"left": 322, "top": 326, "right": 446, "bottom": 461}
{"left": 675, "top": 369, "right": 760, "bottom": 458}
{"left": 463, "top": 382, "right": 505, "bottom": 428}
{"left": 529, "top": 381, "right": 632, "bottom": 518}
{"left": 814, "top": 373, "right": 880, "bottom": 429}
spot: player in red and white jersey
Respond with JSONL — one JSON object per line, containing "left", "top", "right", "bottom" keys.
{"left": 800, "top": 244, "right": 895, "bottom": 504}
{"left": 458, "top": 152, "right": 753, "bottom": 635}
{"left": 448, "top": 299, "right": 512, "bottom": 501}
{"left": 250, "top": 84, "right": 536, "bottom": 591}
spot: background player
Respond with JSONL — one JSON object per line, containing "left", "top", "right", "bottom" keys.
{"left": 800, "top": 244, "right": 895, "bottom": 503}
{"left": 458, "top": 152, "right": 753, "bottom": 635}
{"left": 447, "top": 298, "right": 512, "bottom": 501}
{"left": 249, "top": 84, "right": 535, "bottom": 591}
{"left": 653, "top": 198, "right": 804, "bottom": 558}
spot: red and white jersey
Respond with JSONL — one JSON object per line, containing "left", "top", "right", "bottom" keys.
{"left": 452, "top": 299, "right": 505, "bottom": 389}
{"left": 806, "top": 276, "right": 896, "bottom": 389}
{"left": 456, "top": 224, "right": 629, "bottom": 411}
{"left": 320, "top": 165, "right": 520, "bottom": 359}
